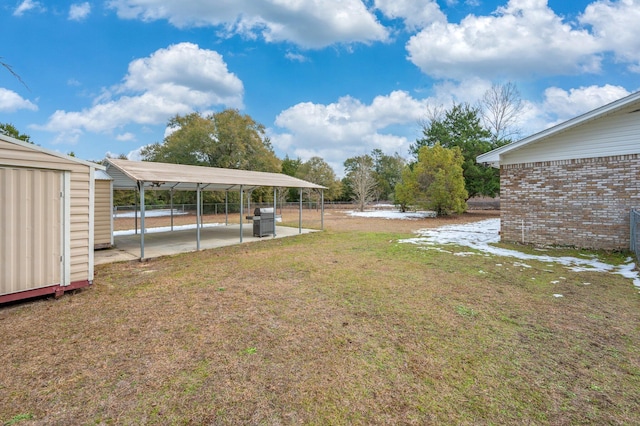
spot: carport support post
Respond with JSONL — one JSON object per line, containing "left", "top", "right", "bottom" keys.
{"left": 138, "top": 181, "right": 145, "bottom": 260}
{"left": 299, "top": 189, "right": 303, "bottom": 234}
{"left": 239, "top": 186, "right": 244, "bottom": 243}
{"left": 225, "top": 191, "right": 228, "bottom": 226}
{"left": 247, "top": 190, "right": 251, "bottom": 220}
{"left": 170, "top": 188, "right": 174, "bottom": 231}
{"left": 321, "top": 190, "right": 324, "bottom": 230}
{"left": 273, "top": 188, "right": 277, "bottom": 237}
{"left": 196, "top": 184, "right": 201, "bottom": 251}
{"left": 134, "top": 189, "right": 138, "bottom": 235}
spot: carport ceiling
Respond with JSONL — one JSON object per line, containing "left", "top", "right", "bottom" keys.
{"left": 105, "top": 159, "right": 326, "bottom": 192}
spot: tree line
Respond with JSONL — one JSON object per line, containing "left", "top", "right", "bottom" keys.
{"left": 2, "top": 82, "right": 523, "bottom": 214}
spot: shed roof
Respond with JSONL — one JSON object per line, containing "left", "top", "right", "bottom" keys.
{"left": 477, "top": 90, "right": 640, "bottom": 167}
{"left": 0, "top": 133, "right": 106, "bottom": 170}
{"left": 105, "top": 158, "right": 326, "bottom": 192}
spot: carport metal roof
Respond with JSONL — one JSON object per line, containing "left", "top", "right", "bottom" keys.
{"left": 104, "top": 158, "right": 325, "bottom": 260}
{"left": 105, "top": 158, "right": 326, "bottom": 191}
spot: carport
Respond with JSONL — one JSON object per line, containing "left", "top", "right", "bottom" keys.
{"left": 105, "top": 159, "right": 326, "bottom": 260}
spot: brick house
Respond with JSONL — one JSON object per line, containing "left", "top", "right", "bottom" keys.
{"left": 477, "top": 91, "right": 640, "bottom": 251}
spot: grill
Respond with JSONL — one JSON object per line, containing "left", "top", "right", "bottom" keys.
{"left": 248, "top": 207, "right": 275, "bottom": 237}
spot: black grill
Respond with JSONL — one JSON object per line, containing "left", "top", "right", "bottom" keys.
{"left": 250, "top": 207, "right": 275, "bottom": 237}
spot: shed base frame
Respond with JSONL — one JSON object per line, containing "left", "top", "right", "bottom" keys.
{"left": 0, "top": 280, "right": 92, "bottom": 304}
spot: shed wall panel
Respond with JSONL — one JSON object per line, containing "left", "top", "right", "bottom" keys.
{"left": 94, "top": 179, "right": 112, "bottom": 248}
{"left": 0, "top": 167, "right": 61, "bottom": 295}
{"left": 1, "top": 138, "right": 94, "bottom": 292}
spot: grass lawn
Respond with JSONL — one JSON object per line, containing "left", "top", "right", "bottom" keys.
{"left": 1, "top": 212, "right": 639, "bottom": 425}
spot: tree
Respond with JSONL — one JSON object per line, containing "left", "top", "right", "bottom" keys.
{"left": 281, "top": 155, "right": 302, "bottom": 177}
{"left": 479, "top": 82, "right": 524, "bottom": 143}
{"left": 142, "top": 110, "right": 280, "bottom": 173}
{"left": 371, "top": 149, "right": 405, "bottom": 202}
{"left": 296, "top": 157, "right": 342, "bottom": 201}
{"left": 414, "top": 144, "right": 467, "bottom": 215}
{"left": 281, "top": 155, "right": 303, "bottom": 202}
{"left": 0, "top": 122, "right": 31, "bottom": 143}
{"left": 344, "top": 155, "right": 377, "bottom": 212}
{"left": 142, "top": 110, "right": 281, "bottom": 204}
{"left": 412, "top": 103, "right": 500, "bottom": 199}
{"left": 394, "top": 165, "right": 418, "bottom": 212}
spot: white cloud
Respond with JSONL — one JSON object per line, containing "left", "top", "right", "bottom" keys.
{"left": 580, "top": 0, "right": 640, "bottom": 73}
{"left": 36, "top": 43, "right": 243, "bottom": 141}
{"left": 69, "top": 2, "right": 91, "bottom": 21}
{"left": 116, "top": 132, "right": 136, "bottom": 141}
{"left": 374, "top": 0, "right": 445, "bottom": 30}
{"left": 0, "top": 88, "right": 38, "bottom": 112}
{"left": 285, "top": 52, "right": 308, "bottom": 62}
{"left": 505, "top": 84, "right": 632, "bottom": 138}
{"left": 541, "top": 84, "right": 632, "bottom": 124}
{"left": 126, "top": 145, "right": 148, "bottom": 161}
{"left": 407, "top": 0, "right": 602, "bottom": 80}
{"left": 271, "top": 90, "right": 431, "bottom": 174}
{"left": 431, "top": 78, "right": 492, "bottom": 105}
{"left": 13, "top": 0, "right": 45, "bottom": 16}
{"left": 107, "top": 0, "right": 388, "bottom": 48}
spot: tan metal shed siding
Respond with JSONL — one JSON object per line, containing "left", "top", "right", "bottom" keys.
{"left": 0, "top": 138, "right": 93, "bottom": 289}
{"left": 69, "top": 171, "right": 91, "bottom": 283}
{"left": 0, "top": 167, "right": 62, "bottom": 295}
{"left": 94, "top": 179, "right": 112, "bottom": 248}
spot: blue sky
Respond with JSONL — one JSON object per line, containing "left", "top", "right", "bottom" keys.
{"left": 2, "top": 0, "right": 639, "bottom": 176}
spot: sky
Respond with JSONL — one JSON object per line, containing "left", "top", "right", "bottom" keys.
{"left": 2, "top": 0, "right": 639, "bottom": 176}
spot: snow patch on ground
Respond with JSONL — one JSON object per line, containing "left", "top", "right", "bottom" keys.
{"left": 347, "top": 209, "right": 437, "bottom": 220}
{"left": 399, "top": 218, "right": 640, "bottom": 289}
{"left": 114, "top": 209, "right": 188, "bottom": 218}
{"left": 114, "top": 223, "right": 224, "bottom": 236}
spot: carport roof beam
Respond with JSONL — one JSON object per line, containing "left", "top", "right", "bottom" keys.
{"left": 105, "top": 158, "right": 326, "bottom": 192}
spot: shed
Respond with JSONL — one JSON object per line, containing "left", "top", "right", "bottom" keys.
{"left": 94, "top": 170, "right": 113, "bottom": 249}
{"left": 477, "top": 91, "right": 640, "bottom": 250}
{"left": 0, "top": 134, "right": 104, "bottom": 304}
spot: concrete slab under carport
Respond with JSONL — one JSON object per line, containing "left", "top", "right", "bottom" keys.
{"left": 94, "top": 224, "right": 316, "bottom": 264}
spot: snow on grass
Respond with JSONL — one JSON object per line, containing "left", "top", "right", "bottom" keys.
{"left": 400, "top": 218, "right": 640, "bottom": 289}
{"left": 347, "top": 209, "right": 437, "bottom": 220}
{"left": 114, "top": 209, "right": 188, "bottom": 218}
{"left": 114, "top": 223, "right": 224, "bottom": 236}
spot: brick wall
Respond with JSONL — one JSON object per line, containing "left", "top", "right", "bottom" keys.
{"left": 500, "top": 154, "right": 640, "bottom": 250}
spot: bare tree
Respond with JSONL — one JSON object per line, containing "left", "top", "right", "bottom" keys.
{"left": 417, "top": 102, "right": 446, "bottom": 131}
{"left": 348, "top": 155, "right": 377, "bottom": 212}
{"left": 479, "top": 82, "right": 523, "bottom": 142}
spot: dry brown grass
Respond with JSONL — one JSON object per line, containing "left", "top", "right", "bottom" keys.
{"left": 2, "top": 209, "right": 639, "bottom": 425}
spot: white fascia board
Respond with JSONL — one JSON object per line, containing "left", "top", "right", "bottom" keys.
{"left": 476, "top": 90, "right": 640, "bottom": 167}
